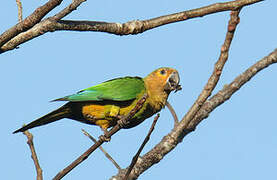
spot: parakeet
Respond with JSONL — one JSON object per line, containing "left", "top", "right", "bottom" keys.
{"left": 13, "top": 67, "right": 181, "bottom": 134}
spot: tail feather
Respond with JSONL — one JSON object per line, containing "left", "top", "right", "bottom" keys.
{"left": 13, "top": 105, "right": 71, "bottom": 134}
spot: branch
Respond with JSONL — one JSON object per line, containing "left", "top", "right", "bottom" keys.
{"left": 181, "top": 9, "right": 241, "bottom": 128}
{"left": 123, "top": 114, "right": 160, "bottom": 180}
{"left": 53, "top": 93, "right": 148, "bottom": 180}
{"left": 0, "top": 0, "right": 263, "bottom": 54}
{"left": 23, "top": 130, "right": 43, "bottom": 180}
{"left": 54, "top": 0, "right": 261, "bottom": 35}
{"left": 82, "top": 129, "right": 121, "bottom": 170}
{"left": 187, "top": 49, "right": 277, "bottom": 129}
{"left": 52, "top": 0, "right": 86, "bottom": 20}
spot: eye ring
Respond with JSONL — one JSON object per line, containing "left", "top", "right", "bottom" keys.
{"left": 160, "top": 69, "right": 166, "bottom": 75}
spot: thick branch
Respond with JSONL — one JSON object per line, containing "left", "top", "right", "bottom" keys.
{"left": 54, "top": 0, "right": 261, "bottom": 35}
{"left": 187, "top": 49, "right": 277, "bottom": 129}
{"left": 0, "top": 0, "right": 263, "bottom": 54}
{"left": 55, "top": 0, "right": 260, "bottom": 34}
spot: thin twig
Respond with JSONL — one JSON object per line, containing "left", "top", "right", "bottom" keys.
{"left": 23, "top": 130, "right": 43, "bottom": 180}
{"left": 0, "top": 0, "right": 263, "bottom": 54}
{"left": 166, "top": 101, "right": 179, "bottom": 126}
{"left": 81, "top": 129, "right": 121, "bottom": 170}
{"left": 16, "top": 0, "right": 23, "bottom": 22}
{"left": 53, "top": 93, "right": 148, "bottom": 180}
{"left": 123, "top": 114, "right": 160, "bottom": 180}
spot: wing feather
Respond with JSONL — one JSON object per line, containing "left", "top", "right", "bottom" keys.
{"left": 52, "top": 77, "right": 145, "bottom": 102}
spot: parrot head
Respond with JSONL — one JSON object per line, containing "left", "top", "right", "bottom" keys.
{"left": 143, "top": 67, "right": 181, "bottom": 110}
{"left": 144, "top": 67, "right": 181, "bottom": 97}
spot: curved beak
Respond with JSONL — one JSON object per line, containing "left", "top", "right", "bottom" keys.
{"left": 165, "top": 71, "right": 182, "bottom": 93}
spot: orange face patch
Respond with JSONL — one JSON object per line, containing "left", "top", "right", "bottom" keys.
{"left": 152, "top": 67, "right": 177, "bottom": 87}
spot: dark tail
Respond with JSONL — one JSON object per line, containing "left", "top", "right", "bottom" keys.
{"left": 13, "top": 104, "right": 71, "bottom": 134}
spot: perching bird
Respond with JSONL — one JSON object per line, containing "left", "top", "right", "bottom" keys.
{"left": 13, "top": 67, "right": 181, "bottom": 134}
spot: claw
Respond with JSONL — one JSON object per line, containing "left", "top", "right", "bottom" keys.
{"left": 99, "top": 135, "right": 111, "bottom": 142}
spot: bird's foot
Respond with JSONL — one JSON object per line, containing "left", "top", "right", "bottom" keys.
{"left": 100, "top": 128, "right": 111, "bottom": 142}
{"left": 117, "top": 117, "right": 129, "bottom": 128}
{"left": 115, "top": 115, "right": 124, "bottom": 120}
{"left": 99, "top": 134, "right": 111, "bottom": 142}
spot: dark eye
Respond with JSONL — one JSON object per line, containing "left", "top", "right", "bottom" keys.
{"left": 160, "top": 69, "right": 166, "bottom": 75}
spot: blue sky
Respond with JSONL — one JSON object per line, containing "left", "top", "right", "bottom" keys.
{"left": 1, "top": 0, "right": 277, "bottom": 179}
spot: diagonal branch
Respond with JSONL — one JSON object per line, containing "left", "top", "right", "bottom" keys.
{"left": 187, "top": 49, "right": 277, "bottom": 129}
{"left": 53, "top": 93, "right": 148, "bottom": 180}
{"left": 180, "top": 9, "right": 241, "bottom": 129}
{"left": 123, "top": 114, "right": 160, "bottom": 180}
{"left": 23, "top": 130, "right": 43, "bottom": 180}
{"left": 52, "top": 0, "right": 86, "bottom": 21}
{"left": 0, "top": 0, "right": 263, "bottom": 54}
{"left": 82, "top": 129, "right": 121, "bottom": 170}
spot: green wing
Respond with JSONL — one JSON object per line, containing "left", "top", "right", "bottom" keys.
{"left": 53, "top": 77, "right": 145, "bottom": 102}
